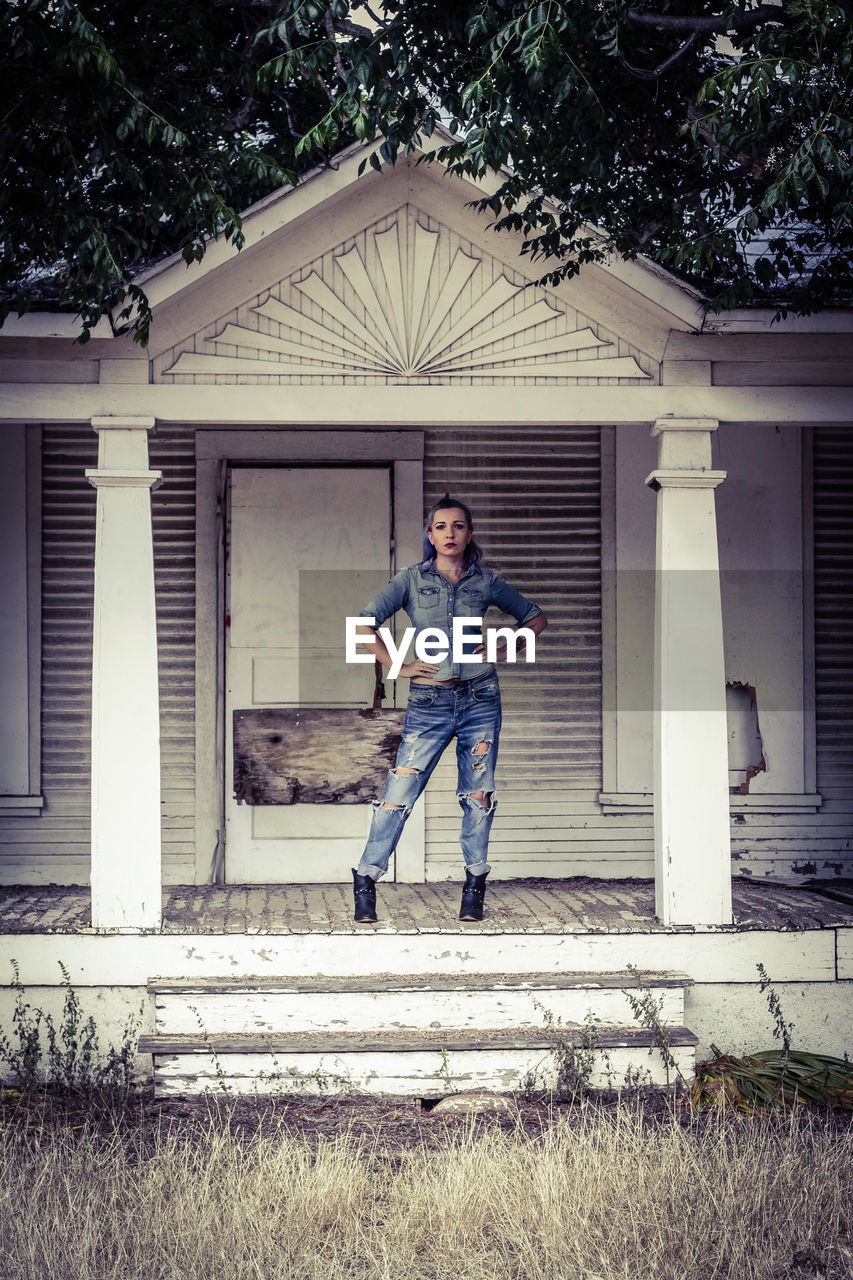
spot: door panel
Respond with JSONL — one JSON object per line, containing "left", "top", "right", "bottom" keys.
{"left": 225, "top": 466, "right": 395, "bottom": 882}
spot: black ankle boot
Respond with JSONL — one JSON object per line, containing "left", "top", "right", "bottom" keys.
{"left": 352, "top": 868, "right": 377, "bottom": 923}
{"left": 459, "top": 869, "right": 488, "bottom": 921}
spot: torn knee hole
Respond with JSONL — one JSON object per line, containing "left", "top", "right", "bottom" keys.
{"left": 466, "top": 790, "right": 495, "bottom": 812}
{"left": 472, "top": 740, "right": 491, "bottom": 756}
{"left": 381, "top": 802, "right": 406, "bottom": 810}
{"left": 392, "top": 767, "right": 419, "bottom": 776}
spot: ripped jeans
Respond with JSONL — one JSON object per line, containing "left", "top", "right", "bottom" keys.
{"left": 356, "top": 668, "right": 501, "bottom": 880}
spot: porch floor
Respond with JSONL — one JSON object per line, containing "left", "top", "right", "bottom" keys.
{"left": 1, "top": 877, "right": 852, "bottom": 936}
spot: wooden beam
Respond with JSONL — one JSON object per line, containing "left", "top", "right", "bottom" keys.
{"left": 2, "top": 383, "right": 853, "bottom": 425}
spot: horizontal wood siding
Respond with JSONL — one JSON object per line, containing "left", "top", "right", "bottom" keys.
{"left": 0, "top": 424, "right": 196, "bottom": 884}
{"left": 421, "top": 425, "right": 853, "bottom": 883}
{"left": 421, "top": 425, "right": 610, "bottom": 877}
{"left": 808, "top": 426, "right": 853, "bottom": 875}
{"left": 724, "top": 426, "right": 852, "bottom": 882}
{"left": 2, "top": 419, "right": 849, "bottom": 888}
{"left": 150, "top": 426, "right": 197, "bottom": 879}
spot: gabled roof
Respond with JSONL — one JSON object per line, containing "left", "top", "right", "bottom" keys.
{"left": 132, "top": 136, "right": 709, "bottom": 334}
{"left": 4, "top": 134, "right": 852, "bottom": 347}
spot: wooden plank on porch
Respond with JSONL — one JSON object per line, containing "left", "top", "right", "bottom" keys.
{"left": 233, "top": 708, "right": 404, "bottom": 805}
{"left": 139, "top": 1025, "right": 700, "bottom": 1055}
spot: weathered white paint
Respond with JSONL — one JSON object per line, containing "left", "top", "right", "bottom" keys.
{"left": 838, "top": 929, "right": 853, "bottom": 980}
{"left": 152, "top": 981, "right": 687, "bottom": 1035}
{"left": 717, "top": 423, "right": 807, "bottom": 796}
{"left": 0, "top": 984, "right": 153, "bottom": 1084}
{"left": 195, "top": 435, "right": 425, "bottom": 884}
{"left": 87, "top": 417, "right": 163, "bottom": 929}
{"left": 607, "top": 422, "right": 813, "bottom": 809}
{"left": 647, "top": 420, "right": 732, "bottom": 926}
{"left": 150, "top": 1043, "right": 696, "bottom": 1096}
{"left": 226, "top": 466, "right": 394, "bottom": 882}
{"left": 3, "top": 382, "right": 853, "bottom": 425}
{"left": 686, "top": 980, "right": 853, "bottom": 1062}
{"left": 4, "top": 970, "right": 849, "bottom": 1092}
{"left": 2, "top": 928, "right": 848, "bottom": 1095}
{"left": 2, "top": 926, "right": 838, "bottom": 986}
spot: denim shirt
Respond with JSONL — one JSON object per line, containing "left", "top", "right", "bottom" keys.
{"left": 357, "top": 562, "right": 543, "bottom": 682}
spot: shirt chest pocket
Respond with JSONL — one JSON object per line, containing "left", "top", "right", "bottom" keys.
{"left": 416, "top": 586, "right": 442, "bottom": 616}
{"left": 458, "top": 587, "right": 485, "bottom": 615}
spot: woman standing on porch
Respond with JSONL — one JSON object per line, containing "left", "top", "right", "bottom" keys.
{"left": 351, "top": 495, "right": 548, "bottom": 923}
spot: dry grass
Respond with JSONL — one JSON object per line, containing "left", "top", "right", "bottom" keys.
{"left": 1, "top": 1097, "right": 851, "bottom": 1280}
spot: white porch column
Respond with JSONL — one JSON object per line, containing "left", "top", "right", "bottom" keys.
{"left": 86, "top": 417, "right": 163, "bottom": 929}
{"left": 645, "top": 418, "right": 732, "bottom": 926}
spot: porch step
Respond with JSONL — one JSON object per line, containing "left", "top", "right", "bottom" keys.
{"left": 141, "top": 970, "right": 696, "bottom": 1097}
{"left": 148, "top": 969, "right": 693, "bottom": 1035}
{"left": 137, "top": 1026, "right": 699, "bottom": 1098}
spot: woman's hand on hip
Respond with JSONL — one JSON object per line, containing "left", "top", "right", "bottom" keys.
{"left": 400, "top": 659, "right": 439, "bottom": 679}
{"left": 474, "top": 643, "right": 507, "bottom": 663}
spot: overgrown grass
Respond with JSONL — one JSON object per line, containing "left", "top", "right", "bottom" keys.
{"left": 1, "top": 1098, "right": 851, "bottom": 1279}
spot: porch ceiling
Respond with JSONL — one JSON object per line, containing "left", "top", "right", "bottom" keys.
{"left": 1, "top": 878, "right": 851, "bottom": 937}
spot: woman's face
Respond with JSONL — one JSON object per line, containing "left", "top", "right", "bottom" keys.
{"left": 427, "top": 506, "right": 472, "bottom": 557}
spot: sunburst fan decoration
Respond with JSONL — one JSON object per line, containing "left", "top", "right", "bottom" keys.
{"left": 164, "top": 221, "right": 651, "bottom": 382}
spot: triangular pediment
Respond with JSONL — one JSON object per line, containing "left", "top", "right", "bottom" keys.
{"left": 153, "top": 203, "right": 658, "bottom": 386}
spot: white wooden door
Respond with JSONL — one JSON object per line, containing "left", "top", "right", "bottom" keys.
{"left": 225, "top": 466, "right": 397, "bottom": 882}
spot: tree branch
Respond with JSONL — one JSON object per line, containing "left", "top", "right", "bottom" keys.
{"left": 332, "top": 17, "right": 378, "bottom": 38}
{"left": 280, "top": 29, "right": 337, "bottom": 106}
{"left": 626, "top": 4, "right": 791, "bottom": 34}
{"left": 684, "top": 101, "right": 768, "bottom": 177}
{"left": 324, "top": 7, "right": 348, "bottom": 82}
{"left": 621, "top": 31, "right": 699, "bottom": 79}
{"left": 359, "top": 3, "right": 389, "bottom": 28}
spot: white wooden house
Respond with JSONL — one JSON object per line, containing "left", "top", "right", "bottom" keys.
{"left": 0, "top": 144, "right": 851, "bottom": 1095}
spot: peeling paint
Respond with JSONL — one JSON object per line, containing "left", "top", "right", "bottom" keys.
{"left": 727, "top": 680, "right": 767, "bottom": 795}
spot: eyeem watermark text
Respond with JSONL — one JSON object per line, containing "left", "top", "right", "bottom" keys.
{"left": 346, "top": 617, "right": 536, "bottom": 679}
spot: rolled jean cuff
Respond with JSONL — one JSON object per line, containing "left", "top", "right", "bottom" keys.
{"left": 465, "top": 860, "right": 491, "bottom": 876}
{"left": 355, "top": 861, "right": 386, "bottom": 881}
